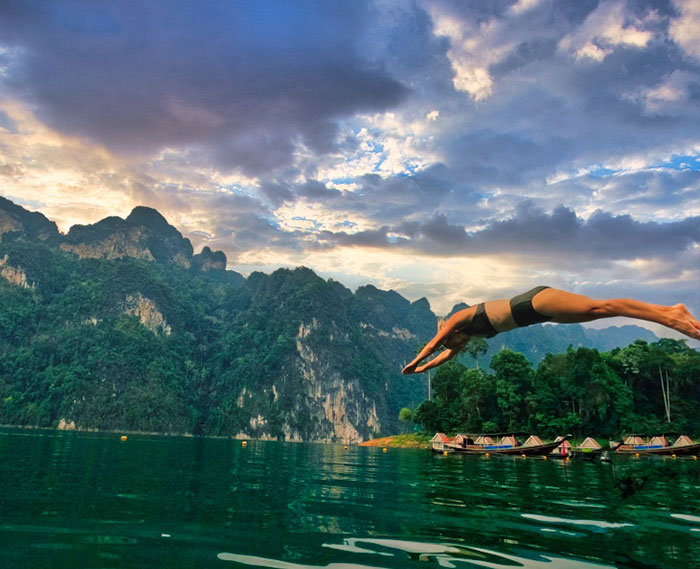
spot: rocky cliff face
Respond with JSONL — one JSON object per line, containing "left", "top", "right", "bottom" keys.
{"left": 286, "top": 318, "right": 382, "bottom": 442}
{"left": 61, "top": 207, "right": 197, "bottom": 268}
{"left": 0, "top": 255, "right": 33, "bottom": 288}
{"left": 0, "top": 196, "right": 59, "bottom": 243}
{"left": 192, "top": 246, "right": 227, "bottom": 271}
{"left": 0, "top": 197, "right": 227, "bottom": 272}
{"left": 207, "top": 267, "right": 430, "bottom": 442}
{"left": 123, "top": 293, "right": 172, "bottom": 335}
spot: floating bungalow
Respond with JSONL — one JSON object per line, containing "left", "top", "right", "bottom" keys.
{"left": 612, "top": 434, "right": 700, "bottom": 456}
{"left": 474, "top": 435, "right": 495, "bottom": 445}
{"left": 548, "top": 435, "right": 571, "bottom": 458}
{"left": 430, "top": 433, "right": 455, "bottom": 453}
{"left": 439, "top": 432, "right": 571, "bottom": 456}
{"left": 570, "top": 437, "right": 603, "bottom": 460}
{"left": 499, "top": 435, "right": 518, "bottom": 447}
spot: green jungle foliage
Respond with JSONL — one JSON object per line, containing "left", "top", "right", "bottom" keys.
{"left": 1, "top": 198, "right": 696, "bottom": 441}
{"left": 0, "top": 237, "right": 432, "bottom": 438}
{"left": 413, "top": 339, "right": 700, "bottom": 438}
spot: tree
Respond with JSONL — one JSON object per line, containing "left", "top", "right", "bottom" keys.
{"left": 398, "top": 407, "right": 414, "bottom": 433}
{"left": 414, "top": 400, "right": 440, "bottom": 432}
{"left": 490, "top": 349, "right": 534, "bottom": 431}
{"left": 460, "top": 368, "right": 497, "bottom": 431}
{"left": 464, "top": 336, "right": 488, "bottom": 370}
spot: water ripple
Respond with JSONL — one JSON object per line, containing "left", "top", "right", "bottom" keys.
{"left": 219, "top": 537, "right": 615, "bottom": 568}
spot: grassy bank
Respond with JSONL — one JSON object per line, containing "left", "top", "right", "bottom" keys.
{"left": 359, "top": 433, "right": 432, "bottom": 448}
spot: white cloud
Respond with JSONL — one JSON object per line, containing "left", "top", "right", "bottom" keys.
{"left": 558, "top": 0, "right": 654, "bottom": 62}
{"left": 634, "top": 70, "right": 699, "bottom": 117}
{"left": 0, "top": 99, "right": 263, "bottom": 238}
{"left": 430, "top": 4, "right": 509, "bottom": 101}
{"left": 670, "top": 0, "right": 700, "bottom": 60}
{"left": 508, "top": 0, "right": 543, "bottom": 17}
{"left": 309, "top": 112, "right": 440, "bottom": 183}
{"left": 426, "top": 4, "right": 514, "bottom": 100}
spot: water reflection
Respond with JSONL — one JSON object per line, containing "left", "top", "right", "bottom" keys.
{"left": 1, "top": 430, "right": 699, "bottom": 569}
{"left": 521, "top": 514, "right": 634, "bottom": 530}
{"left": 219, "top": 537, "right": 616, "bottom": 568}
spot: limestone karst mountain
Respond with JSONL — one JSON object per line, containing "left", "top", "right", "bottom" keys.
{"left": 0, "top": 196, "right": 660, "bottom": 440}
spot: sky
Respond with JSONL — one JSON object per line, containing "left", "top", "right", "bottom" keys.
{"left": 0, "top": 0, "right": 698, "bottom": 338}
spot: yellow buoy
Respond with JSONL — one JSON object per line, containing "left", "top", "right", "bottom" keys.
{"left": 120, "top": 435, "right": 127, "bottom": 441}
{"left": 485, "top": 452, "right": 490, "bottom": 457}
{"left": 382, "top": 447, "right": 387, "bottom": 452}
{"left": 693, "top": 455, "right": 698, "bottom": 461}
{"left": 521, "top": 454, "right": 526, "bottom": 459}
{"left": 242, "top": 441, "right": 247, "bottom": 447}
{"left": 634, "top": 452, "right": 640, "bottom": 458}
{"left": 443, "top": 451, "right": 448, "bottom": 456}
{"left": 543, "top": 456, "right": 548, "bottom": 460}
{"left": 672, "top": 454, "right": 677, "bottom": 459}
{"left": 343, "top": 445, "right": 348, "bottom": 450}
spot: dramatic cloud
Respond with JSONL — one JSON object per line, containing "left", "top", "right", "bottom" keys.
{"left": 1, "top": 0, "right": 699, "bottom": 339}
{"left": 0, "top": 1, "right": 408, "bottom": 175}
{"left": 670, "top": 0, "right": 700, "bottom": 60}
{"left": 300, "top": 203, "right": 699, "bottom": 262}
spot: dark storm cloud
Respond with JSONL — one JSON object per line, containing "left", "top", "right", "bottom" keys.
{"left": 296, "top": 180, "right": 342, "bottom": 202}
{"left": 259, "top": 182, "right": 294, "bottom": 209}
{"left": 302, "top": 203, "right": 699, "bottom": 261}
{"left": 577, "top": 169, "right": 700, "bottom": 212}
{"left": 472, "top": 203, "right": 700, "bottom": 259}
{"left": 296, "top": 165, "right": 458, "bottom": 223}
{"left": 443, "top": 130, "right": 573, "bottom": 188}
{"left": 0, "top": 0, "right": 408, "bottom": 174}
{"left": 210, "top": 212, "right": 303, "bottom": 257}
{"left": 317, "top": 226, "right": 392, "bottom": 249}
{"left": 209, "top": 192, "right": 267, "bottom": 215}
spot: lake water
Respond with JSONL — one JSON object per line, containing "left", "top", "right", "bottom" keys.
{"left": 1, "top": 429, "right": 699, "bottom": 569}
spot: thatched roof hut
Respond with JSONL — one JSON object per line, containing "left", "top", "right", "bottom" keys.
{"left": 499, "top": 435, "right": 517, "bottom": 447}
{"left": 431, "top": 433, "right": 454, "bottom": 450}
{"left": 579, "top": 437, "right": 602, "bottom": 449}
{"left": 623, "top": 435, "right": 645, "bottom": 445}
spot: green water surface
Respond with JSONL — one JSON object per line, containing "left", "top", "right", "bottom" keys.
{"left": 0, "top": 429, "right": 698, "bottom": 569}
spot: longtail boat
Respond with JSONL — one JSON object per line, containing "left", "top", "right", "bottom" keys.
{"left": 445, "top": 432, "right": 571, "bottom": 456}
{"left": 610, "top": 434, "right": 700, "bottom": 456}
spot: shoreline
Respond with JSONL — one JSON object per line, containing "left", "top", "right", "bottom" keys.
{"left": 1, "top": 424, "right": 423, "bottom": 446}
{"left": 359, "top": 433, "right": 432, "bottom": 449}
{"left": 0, "top": 423, "right": 246, "bottom": 440}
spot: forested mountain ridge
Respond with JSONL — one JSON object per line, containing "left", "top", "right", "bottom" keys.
{"left": 0, "top": 196, "right": 673, "bottom": 441}
{"left": 0, "top": 197, "right": 432, "bottom": 440}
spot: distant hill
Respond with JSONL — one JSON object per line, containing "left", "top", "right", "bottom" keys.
{"left": 0, "top": 196, "right": 669, "bottom": 441}
{"left": 583, "top": 325, "right": 659, "bottom": 352}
